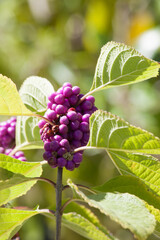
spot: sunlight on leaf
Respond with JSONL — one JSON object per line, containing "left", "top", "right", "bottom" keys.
{"left": 68, "top": 179, "right": 156, "bottom": 240}
{"left": 0, "top": 74, "right": 33, "bottom": 116}
{"left": 0, "top": 154, "right": 43, "bottom": 205}
{"left": 90, "top": 41, "right": 160, "bottom": 94}
{"left": 88, "top": 110, "right": 160, "bottom": 196}
{"left": 0, "top": 208, "right": 38, "bottom": 240}
{"left": 19, "top": 76, "right": 54, "bottom": 113}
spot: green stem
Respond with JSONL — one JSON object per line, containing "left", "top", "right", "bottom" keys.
{"left": 56, "top": 167, "right": 63, "bottom": 240}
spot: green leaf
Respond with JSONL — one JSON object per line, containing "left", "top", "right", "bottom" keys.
{"left": 88, "top": 110, "right": 160, "bottom": 196}
{"left": 0, "top": 154, "right": 43, "bottom": 205}
{"left": 62, "top": 212, "right": 116, "bottom": 240}
{"left": 68, "top": 180, "right": 156, "bottom": 240}
{"left": 88, "top": 110, "right": 160, "bottom": 154}
{"left": 19, "top": 76, "right": 54, "bottom": 113}
{"left": 0, "top": 74, "right": 33, "bottom": 116}
{"left": 0, "top": 208, "right": 38, "bottom": 240}
{"left": 41, "top": 204, "right": 116, "bottom": 240}
{"left": 15, "top": 76, "right": 54, "bottom": 151}
{"left": 64, "top": 202, "right": 115, "bottom": 239}
{"left": 93, "top": 176, "right": 160, "bottom": 239}
{"left": 15, "top": 116, "right": 43, "bottom": 151}
{"left": 91, "top": 41, "right": 160, "bottom": 93}
{"left": 146, "top": 205, "right": 160, "bottom": 238}
{"left": 0, "top": 174, "right": 40, "bottom": 206}
{"left": 0, "top": 154, "right": 42, "bottom": 177}
{"left": 93, "top": 175, "right": 160, "bottom": 211}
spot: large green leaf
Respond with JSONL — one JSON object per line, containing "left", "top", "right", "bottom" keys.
{"left": 93, "top": 175, "right": 160, "bottom": 210}
{"left": 15, "top": 116, "right": 43, "bottom": 151}
{"left": 0, "top": 208, "right": 38, "bottom": 240}
{"left": 0, "top": 154, "right": 43, "bottom": 205}
{"left": 87, "top": 110, "right": 160, "bottom": 196}
{"left": 68, "top": 180, "right": 156, "bottom": 240}
{"left": 19, "top": 76, "right": 54, "bottom": 113}
{"left": 90, "top": 41, "right": 160, "bottom": 93}
{"left": 93, "top": 176, "right": 160, "bottom": 239}
{"left": 0, "top": 74, "right": 33, "bottom": 116}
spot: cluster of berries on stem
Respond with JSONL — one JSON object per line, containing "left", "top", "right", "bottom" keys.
{"left": 0, "top": 117, "right": 26, "bottom": 161}
{"left": 38, "top": 82, "right": 97, "bottom": 171}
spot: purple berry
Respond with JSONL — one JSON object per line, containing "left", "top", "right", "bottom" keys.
{"left": 14, "top": 151, "right": 25, "bottom": 158}
{"left": 67, "top": 111, "right": 77, "bottom": 121}
{"left": 54, "top": 135, "right": 63, "bottom": 142}
{"left": 57, "top": 157, "right": 67, "bottom": 167}
{"left": 69, "top": 95, "right": 78, "bottom": 105}
{"left": 76, "top": 105, "right": 81, "bottom": 112}
{"left": 18, "top": 157, "right": 26, "bottom": 162}
{"left": 86, "top": 95, "right": 95, "bottom": 104}
{"left": 48, "top": 92, "right": 57, "bottom": 102}
{"left": 5, "top": 149, "right": 12, "bottom": 155}
{"left": 50, "top": 141, "right": 60, "bottom": 151}
{"left": 47, "top": 101, "right": 52, "bottom": 109}
{"left": 51, "top": 104, "right": 57, "bottom": 110}
{"left": 77, "top": 113, "right": 82, "bottom": 121}
{"left": 71, "top": 140, "right": 81, "bottom": 148}
{"left": 82, "top": 114, "right": 90, "bottom": 122}
{"left": 54, "top": 94, "right": 65, "bottom": 104}
{"left": 43, "top": 151, "right": 53, "bottom": 160}
{"left": 73, "top": 152, "right": 83, "bottom": 164}
{"left": 82, "top": 132, "right": 90, "bottom": 144}
{"left": 81, "top": 100, "right": 93, "bottom": 111}
{"left": 57, "top": 87, "right": 63, "bottom": 94}
{"left": 38, "top": 120, "right": 46, "bottom": 129}
{"left": 60, "top": 139, "right": 70, "bottom": 151}
{"left": 63, "top": 98, "right": 70, "bottom": 107}
{"left": 63, "top": 82, "right": 72, "bottom": 88}
{"left": 92, "top": 106, "right": 98, "bottom": 112}
{"left": 44, "top": 142, "right": 51, "bottom": 151}
{"left": 63, "top": 87, "right": 73, "bottom": 97}
{"left": 60, "top": 116, "right": 69, "bottom": 125}
{"left": 72, "top": 86, "right": 80, "bottom": 95}
{"left": 10, "top": 122, "right": 16, "bottom": 127}
{"left": 8, "top": 126, "right": 15, "bottom": 134}
{"left": 57, "top": 147, "right": 67, "bottom": 156}
{"left": 48, "top": 156, "right": 57, "bottom": 168}
{"left": 70, "top": 120, "right": 80, "bottom": 130}
{"left": 59, "top": 124, "right": 68, "bottom": 134}
{"left": 66, "top": 161, "right": 75, "bottom": 171}
{"left": 80, "top": 122, "right": 89, "bottom": 132}
{"left": 0, "top": 127, "right": 7, "bottom": 136}
{"left": 0, "top": 147, "right": 4, "bottom": 153}
{"left": 56, "top": 105, "right": 67, "bottom": 115}
{"left": 73, "top": 130, "right": 83, "bottom": 140}
{"left": 46, "top": 110, "right": 56, "bottom": 120}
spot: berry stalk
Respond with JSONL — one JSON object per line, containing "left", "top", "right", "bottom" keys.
{"left": 55, "top": 167, "right": 63, "bottom": 240}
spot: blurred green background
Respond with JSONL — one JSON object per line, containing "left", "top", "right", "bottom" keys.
{"left": 1, "top": 0, "right": 160, "bottom": 239}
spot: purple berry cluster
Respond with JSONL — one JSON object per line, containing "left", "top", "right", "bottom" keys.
{"left": 0, "top": 117, "right": 26, "bottom": 161}
{"left": 38, "top": 82, "right": 97, "bottom": 171}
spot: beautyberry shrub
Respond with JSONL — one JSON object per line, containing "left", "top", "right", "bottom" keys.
{"left": 38, "top": 83, "right": 97, "bottom": 171}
